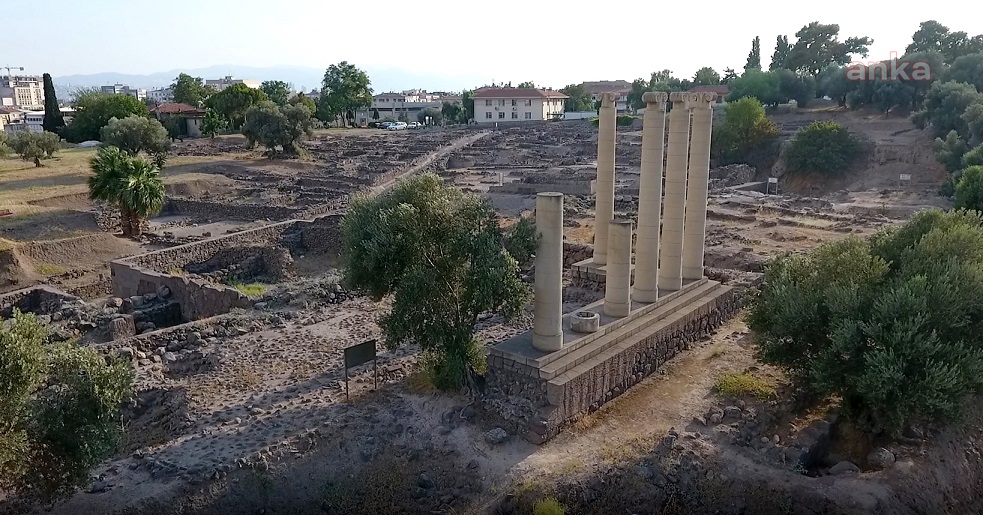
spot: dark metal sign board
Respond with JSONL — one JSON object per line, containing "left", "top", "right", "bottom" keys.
{"left": 343, "top": 339, "right": 378, "bottom": 401}
{"left": 344, "top": 339, "right": 377, "bottom": 368}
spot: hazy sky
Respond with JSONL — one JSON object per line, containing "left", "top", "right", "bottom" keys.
{"left": 12, "top": 0, "right": 981, "bottom": 88}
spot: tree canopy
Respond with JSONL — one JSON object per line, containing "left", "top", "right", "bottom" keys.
{"left": 770, "top": 36, "right": 791, "bottom": 71}
{"left": 100, "top": 115, "right": 170, "bottom": 158}
{"left": 784, "top": 22, "right": 873, "bottom": 76}
{"left": 693, "top": 67, "right": 721, "bottom": 86}
{"left": 241, "top": 102, "right": 314, "bottom": 155}
{"left": 745, "top": 37, "right": 762, "bottom": 72}
{"left": 784, "top": 121, "right": 864, "bottom": 175}
{"left": 340, "top": 173, "right": 537, "bottom": 389}
{"left": 7, "top": 131, "right": 60, "bottom": 167}
{"left": 260, "top": 80, "right": 291, "bottom": 106}
{"left": 41, "top": 73, "right": 65, "bottom": 134}
{"left": 289, "top": 92, "right": 317, "bottom": 113}
{"left": 204, "top": 83, "right": 268, "bottom": 130}
{"left": 0, "top": 310, "right": 133, "bottom": 499}
{"left": 62, "top": 91, "right": 149, "bottom": 143}
{"left": 170, "top": 73, "right": 212, "bottom": 106}
{"left": 317, "top": 61, "right": 373, "bottom": 126}
{"left": 711, "top": 96, "right": 780, "bottom": 166}
{"left": 906, "top": 20, "right": 983, "bottom": 64}
{"left": 748, "top": 209, "right": 983, "bottom": 437}
{"left": 559, "top": 84, "right": 593, "bottom": 111}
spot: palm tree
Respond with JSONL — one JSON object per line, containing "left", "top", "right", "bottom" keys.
{"left": 88, "top": 146, "right": 165, "bottom": 238}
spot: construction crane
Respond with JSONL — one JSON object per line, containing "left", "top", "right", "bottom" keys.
{"left": 1, "top": 66, "right": 24, "bottom": 85}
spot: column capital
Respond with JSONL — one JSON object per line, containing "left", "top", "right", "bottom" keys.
{"left": 642, "top": 91, "right": 669, "bottom": 106}
{"left": 599, "top": 92, "right": 618, "bottom": 108}
{"left": 686, "top": 91, "right": 717, "bottom": 109}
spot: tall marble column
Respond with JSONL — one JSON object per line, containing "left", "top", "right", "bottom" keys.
{"left": 682, "top": 92, "right": 716, "bottom": 281}
{"left": 657, "top": 92, "right": 692, "bottom": 292}
{"left": 604, "top": 219, "right": 633, "bottom": 317}
{"left": 533, "top": 192, "right": 564, "bottom": 352}
{"left": 632, "top": 91, "right": 668, "bottom": 303}
{"left": 592, "top": 92, "right": 617, "bottom": 265}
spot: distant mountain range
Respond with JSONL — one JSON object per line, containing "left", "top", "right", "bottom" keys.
{"left": 52, "top": 64, "right": 490, "bottom": 100}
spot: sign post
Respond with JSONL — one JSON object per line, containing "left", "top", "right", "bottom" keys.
{"left": 767, "top": 176, "right": 779, "bottom": 195}
{"left": 899, "top": 173, "right": 911, "bottom": 189}
{"left": 343, "top": 339, "right": 378, "bottom": 402}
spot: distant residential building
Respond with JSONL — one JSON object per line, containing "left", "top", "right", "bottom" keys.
{"left": 148, "top": 88, "right": 173, "bottom": 103}
{"left": 0, "top": 107, "right": 23, "bottom": 132}
{"left": 687, "top": 84, "right": 730, "bottom": 105}
{"left": 150, "top": 102, "right": 206, "bottom": 138}
{"left": 101, "top": 84, "right": 147, "bottom": 101}
{"left": 0, "top": 75, "right": 44, "bottom": 110}
{"left": 205, "top": 76, "right": 261, "bottom": 92}
{"left": 582, "top": 81, "right": 631, "bottom": 113}
{"left": 472, "top": 87, "right": 568, "bottom": 123}
{"left": 3, "top": 110, "right": 44, "bottom": 134}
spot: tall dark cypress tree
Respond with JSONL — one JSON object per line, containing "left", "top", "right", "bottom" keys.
{"left": 41, "top": 73, "right": 65, "bottom": 134}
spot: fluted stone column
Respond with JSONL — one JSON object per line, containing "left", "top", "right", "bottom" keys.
{"left": 632, "top": 92, "right": 668, "bottom": 303}
{"left": 592, "top": 92, "right": 617, "bottom": 265}
{"left": 533, "top": 192, "right": 563, "bottom": 352}
{"left": 657, "top": 92, "right": 692, "bottom": 292}
{"left": 682, "top": 92, "right": 716, "bottom": 281}
{"left": 603, "top": 220, "right": 633, "bottom": 318}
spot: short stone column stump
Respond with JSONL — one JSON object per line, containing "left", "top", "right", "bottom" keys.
{"left": 570, "top": 311, "right": 600, "bottom": 333}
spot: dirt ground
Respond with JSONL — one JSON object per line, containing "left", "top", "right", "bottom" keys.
{"left": 1, "top": 109, "right": 971, "bottom": 514}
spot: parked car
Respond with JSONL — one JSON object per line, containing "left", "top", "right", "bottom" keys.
{"left": 407, "top": 121, "right": 422, "bottom": 129}
{"left": 387, "top": 122, "right": 408, "bottom": 131}
{"left": 378, "top": 121, "right": 395, "bottom": 130}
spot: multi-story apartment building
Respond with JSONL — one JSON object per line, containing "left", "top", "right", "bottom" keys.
{"left": 205, "top": 76, "right": 261, "bottom": 92}
{"left": 583, "top": 80, "right": 631, "bottom": 113}
{"left": 0, "top": 75, "right": 44, "bottom": 110}
{"left": 101, "top": 84, "right": 147, "bottom": 101}
{"left": 148, "top": 88, "right": 174, "bottom": 104}
{"left": 472, "top": 87, "right": 567, "bottom": 123}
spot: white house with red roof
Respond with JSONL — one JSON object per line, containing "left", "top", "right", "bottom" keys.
{"left": 472, "top": 87, "right": 568, "bottom": 123}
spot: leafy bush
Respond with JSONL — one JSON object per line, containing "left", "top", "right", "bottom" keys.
{"left": 748, "top": 210, "right": 983, "bottom": 436}
{"left": 100, "top": 115, "right": 170, "bottom": 157}
{"left": 711, "top": 96, "right": 781, "bottom": 166}
{"left": 714, "top": 373, "right": 776, "bottom": 399}
{"left": 7, "top": 131, "right": 60, "bottom": 166}
{"left": 784, "top": 121, "right": 863, "bottom": 175}
{"left": 954, "top": 165, "right": 983, "bottom": 210}
{"left": 962, "top": 143, "right": 983, "bottom": 168}
{"left": 934, "top": 130, "right": 969, "bottom": 173}
{"left": 615, "top": 115, "right": 636, "bottom": 127}
{"left": 533, "top": 497, "right": 566, "bottom": 515}
{"left": 0, "top": 310, "right": 133, "bottom": 498}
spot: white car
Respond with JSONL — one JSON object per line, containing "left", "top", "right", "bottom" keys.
{"left": 407, "top": 121, "right": 422, "bottom": 129}
{"left": 387, "top": 122, "right": 408, "bottom": 131}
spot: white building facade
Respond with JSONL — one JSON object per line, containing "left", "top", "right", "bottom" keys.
{"left": 148, "top": 88, "right": 173, "bottom": 103}
{"left": 101, "top": 84, "right": 147, "bottom": 101}
{"left": 205, "top": 76, "right": 261, "bottom": 92}
{"left": 3, "top": 111, "right": 44, "bottom": 134}
{"left": 0, "top": 76, "right": 44, "bottom": 110}
{"left": 472, "top": 88, "right": 567, "bottom": 123}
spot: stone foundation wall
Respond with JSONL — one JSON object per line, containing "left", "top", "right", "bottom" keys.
{"left": 0, "top": 285, "right": 80, "bottom": 318}
{"left": 563, "top": 242, "right": 593, "bottom": 268}
{"left": 484, "top": 287, "right": 742, "bottom": 443}
{"left": 163, "top": 199, "right": 304, "bottom": 222}
{"left": 110, "top": 261, "right": 251, "bottom": 322}
{"left": 489, "top": 179, "right": 594, "bottom": 196}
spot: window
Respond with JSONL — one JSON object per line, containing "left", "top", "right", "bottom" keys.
{"left": 524, "top": 112, "right": 532, "bottom": 119}
{"left": 511, "top": 99, "right": 517, "bottom": 106}
{"left": 511, "top": 112, "right": 518, "bottom": 119}
{"left": 498, "top": 112, "right": 505, "bottom": 119}
{"left": 485, "top": 112, "right": 492, "bottom": 119}
{"left": 499, "top": 99, "right": 506, "bottom": 106}
{"left": 485, "top": 99, "right": 492, "bottom": 106}
{"left": 524, "top": 99, "right": 532, "bottom": 106}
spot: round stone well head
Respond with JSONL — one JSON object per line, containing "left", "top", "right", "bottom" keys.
{"left": 570, "top": 311, "right": 600, "bottom": 333}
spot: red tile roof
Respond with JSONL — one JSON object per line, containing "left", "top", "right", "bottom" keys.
{"left": 472, "top": 88, "right": 569, "bottom": 99}
{"left": 688, "top": 85, "right": 730, "bottom": 96}
{"left": 153, "top": 102, "right": 206, "bottom": 115}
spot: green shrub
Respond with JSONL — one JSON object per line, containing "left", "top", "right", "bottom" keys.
{"left": 615, "top": 115, "right": 636, "bottom": 127}
{"left": 962, "top": 144, "right": 983, "bottom": 168}
{"left": 0, "top": 310, "right": 133, "bottom": 499}
{"left": 711, "top": 97, "right": 781, "bottom": 167}
{"left": 533, "top": 497, "right": 566, "bottom": 515}
{"left": 230, "top": 281, "right": 268, "bottom": 297}
{"left": 748, "top": 210, "right": 983, "bottom": 436}
{"left": 714, "top": 373, "right": 776, "bottom": 399}
{"left": 784, "top": 121, "right": 862, "bottom": 175}
{"left": 954, "top": 165, "right": 983, "bottom": 211}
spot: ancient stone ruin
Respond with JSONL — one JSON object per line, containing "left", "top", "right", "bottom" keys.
{"left": 486, "top": 91, "right": 740, "bottom": 443}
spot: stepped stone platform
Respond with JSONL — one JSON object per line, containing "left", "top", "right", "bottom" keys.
{"left": 485, "top": 278, "right": 739, "bottom": 444}
{"left": 570, "top": 257, "right": 632, "bottom": 290}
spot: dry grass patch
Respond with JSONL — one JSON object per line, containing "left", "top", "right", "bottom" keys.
{"left": 229, "top": 364, "right": 262, "bottom": 390}
{"left": 35, "top": 263, "right": 68, "bottom": 276}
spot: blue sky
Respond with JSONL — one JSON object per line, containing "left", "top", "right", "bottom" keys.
{"left": 11, "top": 0, "right": 980, "bottom": 89}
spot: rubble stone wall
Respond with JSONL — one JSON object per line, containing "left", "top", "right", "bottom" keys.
{"left": 163, "top": 199, "right": 304, "bottom": 222}
{"left": 110, "top": 261, "right": 250, "bottom": 322}
{"left": 489, "top": 179, "right": 594, "bottom": 196}
{"left": 484, "top": 287, "right": 742, "bottom": 443}
{"left": 563, "top": 242, "right": 593, "bottom": 268}
{"left": 0, "top": 285, "right": 80, "bottom": 318}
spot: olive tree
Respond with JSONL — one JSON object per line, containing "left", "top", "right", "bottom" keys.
{"left": 241, "top": 101, "right": 314, "bottom": 156}
{"left": 100, "top": 115, "right": 171, "bottom": 167}
{"left": 7, "top": 131, "right": 60, "bottom": 167}
{"left": 340, "top": 173, "right": 537, "bottom": 390}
